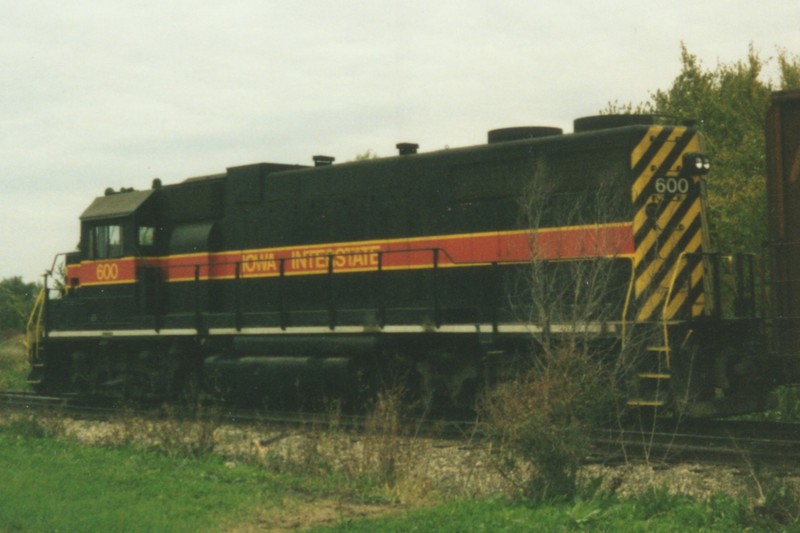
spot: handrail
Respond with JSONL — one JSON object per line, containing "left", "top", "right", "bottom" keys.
{"left": 24, "top": 288, "right": 46, "bottom": 366}
{"left": 620, "top": 257, "right": 637, "bottom": 350}
{"left": 660, "top": 251, "right": 695, "bottom": 369}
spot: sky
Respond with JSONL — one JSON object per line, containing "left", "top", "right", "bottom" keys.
{"left": 2, "top": 1, "right": 798, "bottom": 282}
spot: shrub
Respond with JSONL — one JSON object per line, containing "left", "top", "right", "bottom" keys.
{"left": 481, "top": 345, "right": 619, "bottom": 500}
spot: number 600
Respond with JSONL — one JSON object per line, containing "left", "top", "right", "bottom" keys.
{"left": 655, "top": 177, "right": 690, "bottom": 194}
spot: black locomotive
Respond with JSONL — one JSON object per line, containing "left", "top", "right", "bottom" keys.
{"left": 26, "top": 106, "right": 788, "bottom": 415}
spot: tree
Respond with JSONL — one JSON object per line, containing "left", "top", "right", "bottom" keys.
{"left": 0, "top": 277, "right": 41, "bottom": 336}
{"left": 606, "top": 44, "right": 800, "bottom": 254}
{"left": 352, "top": 149, "right": 380, "bottom": 161}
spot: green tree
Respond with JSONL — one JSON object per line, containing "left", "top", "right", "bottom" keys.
{"left": 606, "top": 44, "right": 800, "bottom": 254}
{"left": 0, "top": 277, "right": 41, "bottom": 336}
{"left": 352, "top": 149, "right": 380, "bottom": 161}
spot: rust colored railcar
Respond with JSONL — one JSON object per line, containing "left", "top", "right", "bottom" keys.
{"left": 767, "top": 89, "right": 800, "bottom": 381}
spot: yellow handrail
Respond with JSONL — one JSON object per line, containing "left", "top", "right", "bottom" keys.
{"left": 660, "top": 251, "right": 694, "bottom": 369}
{"left": 24, "top": 288, "right": 46, "bottom": 366}
{"left": 620, "top": 257, "right": 637, "bottom": 351}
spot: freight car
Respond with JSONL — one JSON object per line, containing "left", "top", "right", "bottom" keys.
{"left": 766, "top": 88, "right": 800, "bottom": 384}
{"left": 25, "top": 113, "right": 773, "bottom": 416}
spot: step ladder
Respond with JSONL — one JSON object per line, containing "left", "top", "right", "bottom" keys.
{"left": 626, "top": 344, "right": 671, "bottom": 408}
{"left": 626, "top": 252, "right": 694, "bottom": 410}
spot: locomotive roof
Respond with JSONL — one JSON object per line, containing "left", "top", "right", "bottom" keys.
{"left": 80, "top": 188, "right": 155, "bottom": 221}
{"left": 269, "top": 122, "right": 662, "bottom": 179}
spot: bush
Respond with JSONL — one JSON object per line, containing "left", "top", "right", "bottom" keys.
{"left": 481, "top": 345, "right": 619, "bottom": 500}
{"left": 0, "top": 277, "right": 40, "bottom": 334}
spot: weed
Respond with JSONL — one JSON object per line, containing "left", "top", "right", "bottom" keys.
{"left": 767, "top": 385, "right": 800, "bottom": 422}
{"left": 359, "top": 387, "right": 408, "bottom": 487}
{"left": 146, "top": 403, "right": 220, "bottom": 458}
{"left": 0, "top": 335, "right": 31, "bottom": 391}
{"left": 87, "top": 402, "right": 221, "bottom": 458}
{"left": 251, "top": 386, "right": 421, "bottom": 502}
{"left": 755, "top": 483, "right": 800, "bottom": 526}
{"left": 2, "top": 413, "right": 64, "bottom": 439}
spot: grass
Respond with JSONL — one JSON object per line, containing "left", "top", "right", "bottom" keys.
{"left": 0, "top": 335, "right": 31, "bottom": 391}
{"left": 0, "top": 425, "right": 333, "bottom": 532}
{"left": 0, "top": 417, "right": 798, "bottom": 532}
{"left": 308, "top": 490, "right": 792, "bottom": 532}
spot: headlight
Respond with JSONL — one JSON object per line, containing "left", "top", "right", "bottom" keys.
{"left": 682, "top": 152, "right": 711, "bottom": 176}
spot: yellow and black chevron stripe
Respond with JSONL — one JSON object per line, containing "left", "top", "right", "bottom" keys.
{"left": 631, "top": 126, "right": 708, "bottom": 322}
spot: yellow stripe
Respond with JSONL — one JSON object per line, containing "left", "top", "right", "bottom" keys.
{"left": 633, "top": 197, "right": 688, "bottom": 271}
{"left": 634, "top": 197, "right": 701, "bottom": 295}
{"left": 664, "top": 259, "right": 704, "bottom": 319}
{"left": 631, "top": 127, "right": 691, "bottom": 203}
{"left": 77, "top": 279, "right": 137, "bottom": 287}
{"left": 631, "top": 126, "right": 664, "bottom": 169}
{"left": 635, "top": 206, "right": 703, "bottom": 319}
{"left": 637, "top": 229, "right": 702, "bottom": 320}
{"left": 631, "top": 128, "right": 702, "bottom": 204}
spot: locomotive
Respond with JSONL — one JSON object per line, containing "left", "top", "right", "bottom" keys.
{"left": 26, "top": 101, "right": 791, "bottom": 416}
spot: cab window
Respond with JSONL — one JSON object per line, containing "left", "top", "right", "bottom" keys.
{"left": 91, "top": 224, "right": 123, "bottom": 259}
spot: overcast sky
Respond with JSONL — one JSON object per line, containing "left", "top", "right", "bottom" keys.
{"left": 2, "top": 1, "right": 798, "bottom": 282}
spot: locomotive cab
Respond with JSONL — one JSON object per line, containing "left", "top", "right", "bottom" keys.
{"left": 80, "top": 188, "right": 161, "bottom": 260}
{"left": 53, "top": 187, "right": 163, "bottom": 328}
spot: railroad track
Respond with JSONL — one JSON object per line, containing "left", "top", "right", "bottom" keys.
{"left": 0, "top": 391, "right": 476, "bottom": 440}
{"left": 2, "top": 391, "right": 797, "bottom": 465}
{"left": 0, "top": 391, "right": 68, "bottom": 410}
{"left": 594, "top": 419, "right": 800, "bottom": 466}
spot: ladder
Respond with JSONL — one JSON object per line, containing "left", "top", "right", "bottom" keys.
{"left": 626, "top": 252, "right": 695, "bottom": 409}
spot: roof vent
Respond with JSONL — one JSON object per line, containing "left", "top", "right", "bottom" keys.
{"left": 487, "top": 127, "right": 563, "bottom": 144}
{"left": 312, "top": 155, "right": 335, "bottom": 167}
{"left": 396, "top": 142, "right": 419, "bottom": 156}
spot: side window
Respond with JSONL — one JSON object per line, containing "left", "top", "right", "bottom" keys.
{"left": 91, "top": 224, "right": 123, "bottom": 259}
{"left": 138, "top": 226, "right": 155, "bottom": 248}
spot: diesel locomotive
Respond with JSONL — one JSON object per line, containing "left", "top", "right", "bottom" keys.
{"left": 26, "top": 106, "right": 787, "bottom": 416}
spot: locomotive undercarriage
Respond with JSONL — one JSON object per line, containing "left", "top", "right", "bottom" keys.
{"left": 30, "top": 338, "right": 201, "bottom": 400}
{"left": 664, "top": 318, "right": 771, "bottom": 417}
{"left": 32, "top": 331, "right": 519, "bottom": 411}
{"left": 29, "top": 316, "right": 768, "bottom": 417}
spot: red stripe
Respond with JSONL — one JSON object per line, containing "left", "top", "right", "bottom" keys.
{"left": 68, "top": 224, "right": 634, "bottom": 286}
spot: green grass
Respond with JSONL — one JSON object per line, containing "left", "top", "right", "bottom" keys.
{"left": 0, "top": 335, "right": 31, "bottom": 391}
{"left": 0, "top": 422, "right": 797, "bottom": 532}
{"left": 0, "top": 427, "right": 333, "bottom": 532}
{"left": 310, "top": 490, "right": 792, "bottom": 532}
